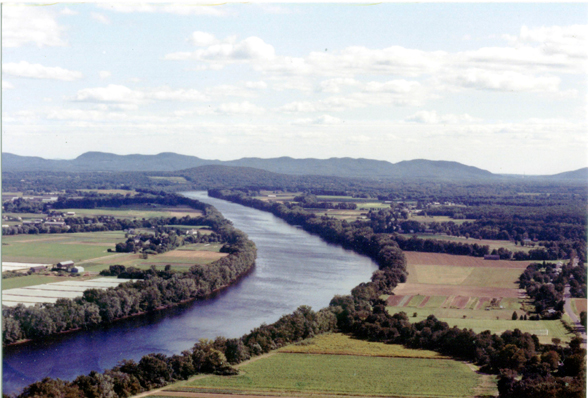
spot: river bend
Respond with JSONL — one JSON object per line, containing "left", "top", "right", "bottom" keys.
{"left": 2, "top": 191, "right": 378, "bottom": 395}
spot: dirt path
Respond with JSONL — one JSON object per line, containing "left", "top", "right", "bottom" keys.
{"left": 564, "top": 285, "right": 586, "bottom": 343}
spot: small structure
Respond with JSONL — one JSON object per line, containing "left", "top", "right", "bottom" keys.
{"left": 56, "top": 260, "right": 75, "bottom": 270}
{"left": 65, "top": 212, "right": 76, "bottom": 216}
{"left": 70, "top": 266, "right": 85, "bottom": 274}
{"left": 29, "top": 265, "right": 48, "bottom": 273}
{"left": 484, "top": 255, "right": 500, "bottom": 260}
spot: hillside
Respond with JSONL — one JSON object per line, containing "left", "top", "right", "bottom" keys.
{"left": 3, "top": 152, "right": 497, "bottom": 181}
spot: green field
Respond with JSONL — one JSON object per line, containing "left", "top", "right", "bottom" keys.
{"left": 279, "top": 333, "right": 446, "bottom": 358}
{"left": 148, "top": 176, "right": 188, "bottom": 183}
{"left": 184, "top": 353, "right": 480, "bottom": 397}
{"left": 77, "top": 189, "right": 138, "bottom": 195}
{"left": 409, "top": 215, "right": 474, "bottom": 225}
{"left": 2, "top": 231, "right": 126, "bottom": 263}
{"left": 407, "top": 264, "right": 522, "bottom": 289}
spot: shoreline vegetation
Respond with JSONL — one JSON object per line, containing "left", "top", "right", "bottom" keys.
{"left": 2, "top": 192, "right": 257, "bottom": 346}
{"left": 5, "top": 190, "right": 586, "bottom": 398}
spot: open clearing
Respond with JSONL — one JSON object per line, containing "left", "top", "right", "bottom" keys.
{"left": 58, "top": 205, "right": 202, "bottom": 219}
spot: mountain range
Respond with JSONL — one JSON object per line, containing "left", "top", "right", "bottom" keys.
{"left": 2, "top": 152, "right": 586, "bottom": 181}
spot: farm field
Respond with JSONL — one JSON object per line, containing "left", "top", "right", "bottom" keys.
{"left": 409, "top": 215, "right": 474, "bottom": 225}
{"left": 178, "top": 355, "right": 481, "bottom": 398}
{"left": 2, "top": 231, "right": 126, "bottom": 264}
{"left": 151, "top": 333, "right": 495, "bottom": 398}
{"left": 385, "top": 252, "right": 572, "bottom": 343}
{"left": 2, "top": 275, "right": 72, "bottom": 290}
{"left": 2, "top": 277, "right": 134, "bottom": 307}
{"left": 57, "top": 205, "right": 202, "bottom": 219}
{"left": 278, "top": 333, "right": 447, "bottom": 358}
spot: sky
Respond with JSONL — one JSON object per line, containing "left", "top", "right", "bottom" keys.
{"left": 2, "top": 3, "right": 587, "bottom": 175}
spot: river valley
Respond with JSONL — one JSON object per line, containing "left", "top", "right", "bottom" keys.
{"left": 2, "top": 191, "right": 378, "bottom": 395}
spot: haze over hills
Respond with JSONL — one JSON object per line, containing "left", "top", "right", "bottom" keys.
{"left": 2, "top": 152, "right": 586, "bottom": 181}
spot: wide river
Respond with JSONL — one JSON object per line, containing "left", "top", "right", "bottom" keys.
{"left": 2, "top": 192, "right": 378, "bottom": 395}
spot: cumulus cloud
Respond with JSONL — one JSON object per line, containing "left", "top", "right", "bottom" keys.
{"left": 217, "top": 101, "right": 265, "bottom": 115}
{"left": 318, "top": 78, "right": 359, "bottom": 93}
{"left": 189, "top": 31, "right": 218, "bottom": 47}
{"left": 165, "top": 34, "right": 276, "bottom": 65}
{"left": 3, "top": 61, "right": 83, "bottom": 81}
{"left": 73, "top": 84, "right": 209, "bottom": 106}
{"left": 444, "top": 69, "right": 561, "bottom": 92}
{"left": 506, "top": 25, "right": 588, "bottom": 59}
{"left": 99, "top": 71, "right": 112, "bottom": 79}
{"left": 46, "top": 109, "right": 127, "bottom": 121}
{"left": 405, "top": 110, "right": 478, "bottom": 124}
{"left": 60, "top": 7, "right": 78, "bottom": 16}
{"left": 2, "top": 5, "right": 66, "bottom": 47}
{"left": 293, "top": 115, "right": 343, "bottom": 125}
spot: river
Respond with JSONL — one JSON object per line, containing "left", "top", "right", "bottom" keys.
{"left": 2, "top": 191, "right": 378, "bottom": 395}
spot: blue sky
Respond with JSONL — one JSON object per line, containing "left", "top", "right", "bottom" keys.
{"left": 2, "top": 3, "right": 587, "bottom": 175}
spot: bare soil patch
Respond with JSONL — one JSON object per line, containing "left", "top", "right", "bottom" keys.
{"left": 450, "top": 296, "right": 470, "bottom": 309}
{"left": 405, "top": 252, "right": 530, "bottom": 269}
{"left": 386, "top": 295, "right": 405, "bottom": 306}
{"left": 475, "top": 297, "right": 491, "bottom": 310}
{"left": 574, "top": 299, "right": 587, "bottom": 314}
{"left": 394, "top": 283, "right": 523, "bottom": 298}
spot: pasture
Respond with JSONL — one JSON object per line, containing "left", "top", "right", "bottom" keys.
{"left": 182, "top": 353, "right": 481, "bottom": 398}
{"left": 77, "top": 189, "right": 138, "bottom": 195}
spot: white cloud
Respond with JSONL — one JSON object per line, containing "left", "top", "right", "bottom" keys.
{"left": 3, "top": 80, "right": 15, "bottom": 90}
{"left": 509, "top": 25, "right": 588, "bottom": 59}
{"left": 244, "top": 81, "right": 268, "bottom": 90}
{"left": 3, "top": 61, "right": 83, "bottom": 81}
{"left": 91, "top": 13, "right": 110, "bottom": 25}
{"left": 444, "top": 69, "right": 561, "bottom": 92}
{"left": 96, "top": 4, "right": 226, "bottom": 17}
{"left": 293, "top": 115, "right": 343, "bottom": 125}
{"left": 406, "top": 110, "right": 478, "bottom": 124}
{"left": 218, "top": 101, "right": 265, "bottom": 115}
{"left": 318, "top": 78, "right": 359, "bottom": 93}
{"left": 99, "top": 71, "right": 112, "bottom": 79}
{"left": 2, "top": 5, "right": 66, "bottom": 47}
{"left": 165, "top": 35, "right": 275, "bottom": 64}
{"left": 60, "top": 7, "right": 78, "bottom": 16}
{"left": 75, "top": 85, "right": 146, "bottom": 104}
{"left": 363, "top": 80, "right": 421, "bottom": 94}
{"left": 189, "top": 31, "right": 218, "bottom": 47}
{"left": 46, "top": 109, "right": 127, "bottom": 121}
{"left": 73, "top": 84, "right": 209, "bottom": 105}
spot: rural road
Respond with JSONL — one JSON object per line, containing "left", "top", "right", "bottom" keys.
{"left": 563, "top": 285, "right": 586, "bottom": 342}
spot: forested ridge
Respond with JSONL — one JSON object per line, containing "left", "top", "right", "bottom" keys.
{"left": 2, "top": 193, "right": 257, "bottom": 345}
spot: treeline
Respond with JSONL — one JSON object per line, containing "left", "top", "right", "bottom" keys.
{"left": 2, "top": 194, "right": 257, "bottom": 345}
{"left": 12, "top": 272, "right": 586, "bottom": 398}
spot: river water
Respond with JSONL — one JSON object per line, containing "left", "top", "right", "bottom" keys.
{"left": 2, "top": 192, "right": 378, "bottom": 395}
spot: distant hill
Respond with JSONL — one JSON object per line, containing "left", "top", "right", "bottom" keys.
{"left": 546, "top": 167, "right": 588, "bottom": 181}
{"left": 2, "top": 152, "right": 502, "bottom": 181}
